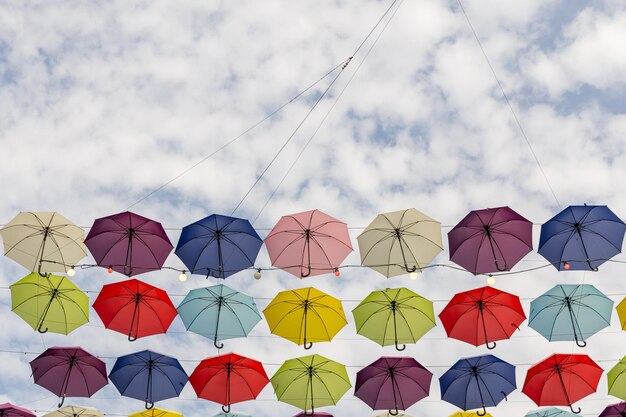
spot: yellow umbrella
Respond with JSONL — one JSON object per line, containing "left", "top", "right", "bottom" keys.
{"left": 449, "top": 412, "right": 493, "bottom": 417}
{"left": 129, "top": 408, "right": 183, "bottom": 417}
{"left": 263, "top": 287, "right": 347, "bottom": 349}
{"left": 617, "top": 296, "right": 626, "bottom": 330}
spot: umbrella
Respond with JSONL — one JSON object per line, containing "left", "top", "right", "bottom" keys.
{"left": 352, "top": 287, "right": 435, "bottom": 351}
{"left": 30, "top": 346, "right": 108, "bottom": 407}
{"left": 177, "top": 284, "right": 262, "bottom": 348}
{"left": 538, "top": 205, "right": 626, "bottom": 271}
{"left": 522, "top": 353, "right": 603, "bottom": 414}
{"left": 525, "top": 409, "right": 578, "bottom": 417}
{"left": 189, "top": 353, "right": 269, "bottom": 413}
{"left": 449, "top": 413, "right": 493, "bottom": 417}
{"left": 129, "top": 408, "right": 183, "bottom": 417}
{"left": 43, "top": 405, "right": 104, "bottom": 417}
{"left": 0, "top": 403, "right": 35, "bottom": 417}
{"left": 617, "top": 297, "right": 626, "bottom": 330}
{"left": 175, "top": 214, "right": 262, "bottom": 278}
{"left": 84, "top": 211, "right": 173, "bottom": 276}
{"left": 608, "top": 356, "right": 626, "bottom": 400}
{"left": 263, "top": 287, "right": 347, "bottom": 349}
{"left": 109, "top": 350, "right": 188, "bottom": 409}
{"left": 528, "top": 284, "right": 613, "bottom": 347}
{"left": 439, "top": 286, "right": 526, "bottom": 349}
{"left": 10, "top": 272, "right": 89, "bottom": 334}
{"left": 358, "top": 208, "right": 442, "bottom": 278}
{"left": 599, "top": 402, "right": 626, "bottom": 417}
{"left": 448, "top": 206, "right": 533, "bottom": 275}
{"left": 271, "top": 354, "right": 351, "bottom": 414}
{"left": 264, "top": 209, "right": 352, "bottom": 278}
{"left": 0, "top": 211, "right": 87, "bottom": 274}
{"left": 440, "top": 354, "right": 516, "bottom": 416}
{"left": 355, "top": 356, "right": 432, "bottom": 415}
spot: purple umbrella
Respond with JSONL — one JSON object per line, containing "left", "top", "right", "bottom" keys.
{"left": 355, "top": 357, "right": 432, "bottom": 415}
{"left": 0, "top": 403, "right": 35, "bottom": 417}
{"left": 29, "top": 346, "right": 108, "bottom": 407}
{"left": 600, "top": 402, "right": 626, "bottom": 417}
{"left": 85, "top": 211, "right": 173, "bottom": 276}
{"left": 448, "top": 206, "right": 533, "bottom": 275}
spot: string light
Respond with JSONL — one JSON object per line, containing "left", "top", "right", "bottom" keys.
{"left": 563, "top": 261, "right": 571, "bottom": 270}
{"left": 334, "top": 268, "right": 341, "bottom": 277}
{"left": 66, "top": 267, "right": 76, "bottom": 277}
{"left": 409, "top": 271, "right": 418, "bottom": 280}
{"left": 254, "top": 269, "right": 262, "bottom": 280}
{"left": 107, "top": 266, "right": 113, "bottom": 274}
{"left": 487, "top": 275, "right": 496, "bottom": 286}
{"left": 178, "top": 271, "right": 187, "bottom": 282}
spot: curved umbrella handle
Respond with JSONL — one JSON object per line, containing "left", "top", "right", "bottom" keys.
{"left": 303, "top": 409, "right": 315, "bottom": 417}
{"left": 58, "top": 395, "right": 66, "bottom": 408}
{"left": 214, "top": 339, "right": 224, "bottom": 349}
{"left": 145, "top": 400, "right": 154, "bottom": 410}
{"left": 303, "top": 341, "right": 313, "bottom": 350}
{"left": 128, "top": 334, "right": 137, "bottom": 342}
{"left": 486, "top": 341, "right": 497, "bottom": 350}
{"left": 395, "top": 342, "right": 406, "bottom": 351}
{"left": 576, "top": 339, "right": 587, "bottom": 348}
{"left": 37, "top": 324, "right": 49, "bottom": 334}
{"left": 569, "top": 404, "right": 581, "bottom": 414}
{"left": 388, "top": 407, "right": 399, "bottom": 416}
{"left": 300, "top": 265, "right": 311, "bottom": 278}
{"left": 494, "top": 260, "right": 508, "bottom": 272}
{"left": 221, "top": 404, "right": 230, "bottom": 413}
{"left": 404, "top": 264, "right": 417, "bottom": 273}
{"left": 476, "top": 406, "right": 487, "bottom": 416}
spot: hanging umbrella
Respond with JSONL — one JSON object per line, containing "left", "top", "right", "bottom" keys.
{"left": 525, "top": 409, "right": 578, "bottom": 417}
{"left": 109, "top": 350, "right": 188, "bottom": 409}
{"left": 189, "top": 353, "right": 269, "bottom": 413}
{"left": 30, "top": 346, "right": 108, "bottom": 407}
{"left": 84, "top": 211, "right": 173, "bottom": 276}
{"left": 439, "top": 286, "right": 526, "bottom": 349}
{"left": 263, "top": 287, "right": 347, "bottom": 349}
{"left": 175, "top": 214, "right": 262, "bottom": 278}
{"left": 129, "top": 408, "right": 183, "bottom": 417}
{"left": 522, "top": 353, "right": 603, "bottom": 414}
{"left": 440, "top": 354, "right": 516, "bottom": 416}
{"left": 0, "top": 403, "right": 35, "bottom": 417}
{"left": 608, "top": 356, "right": 626, "bottom": 400}
{"left": 599, "top": 402, "right": 626, "bottom": 417}
{"left": 264, "top": 209, "right": 352, "bottom": 278}
{"left": 0, "top": 212, "right": 87, "bottom": 274}
{"left": 10, "top": 273, "right": 89, "bottom": 334}
{"left": 617, "top": 297, "right": 626, "bottom": 330}
{"left": 538, "top": 205, "right": 626, "bottom": 271}
{"left": 43, "top": 405, "right": 104, "bottom": 417}
{"left": 352, "top": 287, "right": 435, "bottom": 351}
{"left": 528, "top": 284, "right": 613, "bottom": 347}
{"left": 177, "top": 284, "right": 262, "bottom": 348}
{"left": 355, "top": 356, "right": 432, "bottom": 415}
{"left": 448, "top": 206, "right": 533, "bottom": 274}
{"left": 449, "top": 413, "right": 493, "bottom": 417}
{"left": 271, "top": 354, "right": 351, "bottom": 415}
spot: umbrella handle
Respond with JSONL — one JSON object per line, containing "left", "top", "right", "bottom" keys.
{"left": 214, "top": 340, "right": 224, "bottom": 349}
{"left": 494, "top": 260, "right": 507, "bottom": 272}
{"left": 388, "top": 407, "right": 399, "bottom": 416}
{"left": 477, "top": 406, "right": 487, "bottom": 416}
{"left": 404, "top": 264, "right": 417, "bottom": 273}
{"left": 576, "top": 339, "right": 587, "bottom": 348}
{"left": 145, "top": 400, "right": 154, "bottom": 410}
{"left": 486, "top": 341, "right": 497, "bottom": 350}
{"left": 221, "top": 404, "right": 230, "bottom": 413}
{"left": 300, "top": 267, "right": 311, "bottom": 278}
{"left": 303, "top": 341, "right": 313, "bottom": 350}
{"left": 395, "top": 342, "right": 406, "bottom": 351}
{"left": 303, "top": 410, "right": 314, "bottom": 417}
{"left": 37, "top": 324, "right": 49, "bottom": 334}
{"left": 57, "top": 395, "right": 66, "bottom": 408}
{"left": 128, "top": 334, "right": 137, "bottom": 342}
{"left": 569, "top": 404, "right": 581, "bottom": 414}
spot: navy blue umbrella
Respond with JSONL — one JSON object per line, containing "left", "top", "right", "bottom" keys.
{"left": 538, "top": 205, "right": 626, "bottom": 271}
{"left": 440, "top": 354, "right": 516, "bottom": 416}
{"left": 175, "top": 214, "right": 263, "bottom": 278}
{"left": 109, "top": 350, "right": 188, "bottom": 409}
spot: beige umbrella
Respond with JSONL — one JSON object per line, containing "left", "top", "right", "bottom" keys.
{"left": 43, "top": 405, "right": 104, "bottom": 417}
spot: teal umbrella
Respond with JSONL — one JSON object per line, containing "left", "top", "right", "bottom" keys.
{"left": 525, "top": 408, "right": 578, "bottom": 417}
{"left": 528, "top": 284, "right": 613, "bottom": 347}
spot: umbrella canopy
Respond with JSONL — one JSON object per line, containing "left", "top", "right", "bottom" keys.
{"left": 522, "top": 353, "right": 603, "bottom": 414}
{"left": 109, "top": 350, "right": 188, "bottom": 409}
{"left": 84, "top": 211, "right": 173, "bottom": 276}
{"left": 448, "top": 206, "right": 533, "bottom": 275}
{"left": 30, "top": 346, "right": 108, "bottom": 407}
{"left": 449, "top": 413, "right": 493, "bottom": 417}
{"left": 0, "top": 211, "right": 87, "bottom": 274}
{"left": 177, "top": 284, "right": 262, "bottom": 348}
{"left": 439, "top": 286, "right": 526, "bottom": 349}
{"left": 264, "top": 209, "right": 352, "bottom": 278}
{"left": 617, "top": 297, "right": 626, "bottom": 330}
{"left": 528, "top": 284, "right": 613, "bottom": 347}
{"left": 10, "top": 273, "right": 89, "bottom": 334}
{"left": 271, "top": 354, "right": 351, "bottom": 414}
{"left": 129, "top": 408, "right": 183, "bottom": 417}
{"left": 440, "top": 354, "right": 516, "bottom": 415}
{"left": 352, "top": 287, "right": 435, "bottom": 351}
{"left": 93, "top": 278, "right": 178, "bottom": 341}
{"left": 263, "top": 287, "right": 347, "bottom": 349}
{"left": 0, "top": 403, "right": 35, "bottom": 417}
{"left": 43, "top": 405, "right": 104, "bottom": 417}
{"left": 608, "top": 356, "right": 626, "bottom": 400}
{"left": 357, "top": 208, "right": 442, "bottom": 278}
{"left": 525, "top": 409, "right": 578, "bottom": 417}
{"left": 538, "top": 205, "right": 626, "bottom": 271}
{"left": 599, "top": 402, "right": 626, "bottom": 417}
{"left": 355, "top": 356, "right": 432, "bottom": 415}
{"left": 175, "top": 214, "right": 262, "bottom": 278}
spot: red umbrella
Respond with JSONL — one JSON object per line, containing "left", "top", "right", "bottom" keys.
{"left": 522, "top": 353, "right": 603, "bottom": 414}
{"left": 189, "top": 352, "right": 269, "bottom": 413}
{"left": 0, "top": 403, "right": 35, "bottom": 417}
{"left": 438, "top": 286, "right": 526, "bottom": 349}
{"left": 93, "top": 279, "right": 178, "bottom": 341}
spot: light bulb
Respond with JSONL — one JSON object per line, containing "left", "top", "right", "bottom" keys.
{"left": 254, "top": 270, "right": 262, "bottom": 280}
{"left": 107, "top": 266, "right": 113, "bottom": 274}
{"left": 178, "top": 272, "right": 187, "bottom": 282}
{"left": 563, "top": 261, "right": 571, "bottom": 270}
{"left": 409, "top": 271, "right": 418, "bottom": 280}
{"left": 334, "top": 269, "right": 341, "bottom": 277}
{"left": 67, "top": 267, "right": 76, "bottom": 277}
{"left": 487, "top": 276, "right": 496, "bottom": 286}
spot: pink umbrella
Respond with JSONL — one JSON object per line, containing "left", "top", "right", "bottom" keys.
{"left": 0, "top": 403, "right": 35, "bottom": 417}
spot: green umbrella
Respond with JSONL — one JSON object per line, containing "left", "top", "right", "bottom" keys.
{"left": 352, "top": 287, "right": 435, "bottom": 351}
{"left": 10, "top": 272, "right": 89, "bottom": 334}
{"left": 608, "top": 355, "right": 626, "bottom": 400}
{"left": 271, "top": 354, "right": 351, "bottom": 414}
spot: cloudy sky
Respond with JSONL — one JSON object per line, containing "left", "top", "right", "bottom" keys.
{"left": 1, "top": 0, "right": 626, "bottom": 416}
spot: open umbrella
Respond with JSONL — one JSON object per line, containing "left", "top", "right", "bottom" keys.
{"left": 617, "top": 297, "right": 626, "bottom": 330}
{"left": 525, "top": 409, "right": 578, "bottom": 417}
{"left": 599, "top": 402, "right": 626, "bottom": 417}
{"left": 129, "top": 408, "right": 183, "bottom": 417}
{"left": 608, "top": 356, "right": 626, "bottom": 400}
{"left": 0, "top": 403, "right": 35, "bottom": 417}
{"left": 43, "top": 405, "right": 104, "bottom": 417}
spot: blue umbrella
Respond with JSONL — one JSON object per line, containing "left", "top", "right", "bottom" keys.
{"left": 175, "top": 214, "right": 263, "bottom": 278}
{"left": 538, "top": 205, "right": 626, "bottom": 271}
{"left": 528, "top": 284, "right": 613, "bottom": 347}
{"left": 109, "top": 350, "right": 188, "bottom": 409}
{"left": 177, "top": 284, "right": 262, "bottom": 348}
{"left": 440, "top": 354, "right": 516, "bottom": 416}
{"left": 525, "top": 408, "right": 578, "bottom": 417}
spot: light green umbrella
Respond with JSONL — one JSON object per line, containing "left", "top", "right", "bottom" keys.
{"left": 352, "top": 287, "right": 435, "bottom": 350}
{"left": 608, "top": 355, "right": 626, "bottom": 400}
{"left": 43, "top": 405, "right": 104, "bottom": 417}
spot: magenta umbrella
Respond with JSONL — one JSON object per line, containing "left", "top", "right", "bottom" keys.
{"left": 600, "top": 402, "right": 626, "bottom": 417}
{"left": 0, "top": 403, "right": 35, "bottom": 417}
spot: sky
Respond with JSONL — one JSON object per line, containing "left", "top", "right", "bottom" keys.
{"left": 1, "top": 0, "right": 626, "bottom": 416}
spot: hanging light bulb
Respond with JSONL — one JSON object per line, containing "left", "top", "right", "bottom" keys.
{"left": 563, "top": 261, "right": 571, "bottom": 270}
{"left": 409, "top": 271, "right": 418, "bottom": 280}
{"left": 178, "top": 271, "right": 188, "bottom": 282}
{"left": 254, "top": 269, "right": 262, "bottom": 280}
{"left": 487, "top": 275, "right": 496, "bottom": 286}
{"left": 107, "top": 266, "right": 113, "bottom": 274}
{"left": 66, "top": 267, "right": 76, "bottom": 277}
{"left": 334, "top": 268, "right": 341, "bottom": 277}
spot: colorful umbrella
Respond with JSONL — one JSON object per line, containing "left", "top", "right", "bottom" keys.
{"left": 0, "top": 211, "right": 87, "bottom": 274}
{"left": 608, "top": 356, "right": 626, "bottom": 400}
{"left": 43, "top": 405, "right": 104, "bottom": 417}
{"left": 449, "top": 413, "right": 493, "bottom": 417}
{"left": 538, "top": 205, "right": 626, "bottom": 271}
{"left": 0, "top": 403, "right": 35, "bottom": 417}
{"left": 264, "top": 209, "right": 352, "bottom": 278}
{"left": 84, "top": 211, "right": 173, "bottom": 276}
{"left": 439, "top": 286, "right": 526, "bottom": 349}
{"left": 525, "top": 408, "right": 578, "bottom": 417}
{"left": 177, "top": 284, "right": 262, "bottom": 348}
{"left": 528, "top": 284, "right": 613, "bottom": 347}
{"left": 617, "top": 297, "right": 626, "bottom": 330}
{"left": 599, "top": 402, "right": 626, "bottom": 417}
{"left": 109, "top": 350, "right": 188, "bottom": 409}
{"left": 129, "top": 408, "right": 183, "bottom": 417}
{"left": 522, "top": 353, "right": 603, "bottom": 414}
{"left": 189, "top": 353, "right": 269, "bottom": 413}
{"left": 263, "top": 287, "right": 347, "bottom": 349}
{"left": 352, "top": 287, "right": 435, "bottom": 350}
{"left": 355, "top": 356, "right": 432, "bottom": 415}
{"left": 10, "top": 273, "right": 89, "bottom": 334}
{"left": 30, "top": 346, "right": 108, "bottom": 407}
